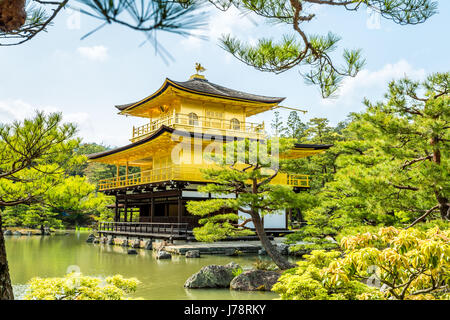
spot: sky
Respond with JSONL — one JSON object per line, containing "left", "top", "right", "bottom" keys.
{"left": 0, "top": 1, "right": 449, "bottom": 147}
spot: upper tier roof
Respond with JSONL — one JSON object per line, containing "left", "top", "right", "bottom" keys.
{"left": 115, "top": 77, "right": 286, "bottom": 112}
{"left": 87, "top": 125, "right": 333, "bottom": 163}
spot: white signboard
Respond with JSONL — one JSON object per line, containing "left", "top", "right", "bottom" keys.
{"left": 238, "top": 206, "right": 286, "bottom": 229}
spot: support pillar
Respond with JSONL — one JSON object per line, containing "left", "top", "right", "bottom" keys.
{"left": 116, "top": 164, "right": 120, "bottom": 187}
{"left": 124, "top": 198, "right": 128, "bottom": 222}
{"left": 150, "top": 195, "right": 154, "bottom": 223}
{"left": 125, "top": 162, "right": 129, "bottom": 186}
{"left": 114, "top": 197, "right": 119, "bottom": 222}
{"left": 177, "top": 191, "right": 183, "bottom": 224}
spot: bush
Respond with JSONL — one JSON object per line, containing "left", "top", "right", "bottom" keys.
{"left": 24, "top": 273, "right": 140, "bottom": 300}
{"left": 289, "top": 242, "right": 339, "bottom": 255}
{"left": 273, "top": 226, "right": 450, "bottom": 300}
{"left": 272, "top": 250, "right": 377, "bottom": 300}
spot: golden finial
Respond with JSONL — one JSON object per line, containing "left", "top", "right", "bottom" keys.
{"left": 195, "top": 63, "right": 206, "bottom": 74}
{"left": 190, "top": 63, "right": 206, "bottom": 80}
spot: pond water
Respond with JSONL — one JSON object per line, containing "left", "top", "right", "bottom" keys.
{"left": 5, "top": 232, "right": 294, "bottom": 300}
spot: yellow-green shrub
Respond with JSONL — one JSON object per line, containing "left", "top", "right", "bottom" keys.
{"left": 273, "top": 226, "right": 450, "bottom": 300}
{"left": 24, "top": 273, "right": 140, "bottom": 300}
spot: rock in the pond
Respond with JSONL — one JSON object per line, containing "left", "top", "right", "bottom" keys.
{"left": 85, "top": 233, "right": 95, "bottom": 243}
{"left": 127, "top": 249, "right": 138, "bottom": 255}
{"left": 230, "top": 270, "right": 281, "bottom": 291}
{"left": 184, "top": 263, "right": 241, "bottom": 289}
{"left": 107, "top": 237, "right": 115, "bottom": 245}
{"left": 225, "top": 262, "right": 241, "bottom": 271}
{"left": 185, "top": 250, "right": 200, "bottom": 258}
{"left": 224, "top": 248, "right": 240, "bottom": 256}
{"left": 93, "top": 238, "right": 100, "bottom": 244}
{"left": 26, "top": 231, "right": 32, "bottom": 236}
{"left": 275, "top": 243, "right": 289, "bottom": 255}
{"left": 13, "top": 231, "right": 22, "bottom": 236}
{"left": 4, "top": 230, "right": 13, "bottom": 236}
{"left": 122, "top": 239, "right": 129, "bottom": 247}
{"left": 131, "top": 239, "right": 141, "bottom": 249}
{"left": 155, "top": 250, "right": 172, "bottom": 259}
{"left": 258, "top": 248, "right": 267, "bottom": 255}
{"left": 144, "top": 240, "right": 153, "bottom": 250}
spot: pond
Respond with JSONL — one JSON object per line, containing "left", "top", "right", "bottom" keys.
{"left": 5, "top": 232, "right": 293, "bottom": 300}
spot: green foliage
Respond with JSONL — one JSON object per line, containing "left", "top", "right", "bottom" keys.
{"left": 0, "top": 111, "right": 82, "bottom": 207}
{"left": 24, "top": 273, "right": 140, "bottom": 300}
{"left": 298, "top": 72, "right": 449, "bottom": 238}
{"left": 44, "top": 175, "right": 113, "bottom": 225}
{"left": 187, "top": 137, "right": 303, "bottom": 269}
{"left": 192, "top": 221, "right": 254, "bottom": 242}
{"left": 68, "top": 142, "right": 140, "bottom": 187}
{"left": 187, "top": 137, "right": 302, "bottom": 242}
{"left": 2, "top": 171, "right": 113, "bottom": 229}
{"left": 0, "top": 113, "right": 114, "bottom": 229}
{"left": 331, "top": 226, "right": 450, "bottom": 300}
{"left": 334, "top": 225, "right": 383, "bottom": 244}
{"left": 232, "top": 267, "right": 244, "bottom": 277}
{"left": 288, "top": 242, "right": 339, "bottom": 254}
{"left": 273, "top": 226, "right": 450, "bottom": 300}
{"left": 2, "top": 204, "right": 64, "bottom": 230}
{"left": 272, "top": 250, "right": 375, "bottom": 300}
{"left": 252, "top": 258, "right": 278, "bottom": 271}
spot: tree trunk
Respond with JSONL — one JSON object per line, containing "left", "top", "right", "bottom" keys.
{"left": 296, "top": 208, "right": 304, "bottom": 226}
{"left": 0, "top": 214, "right": 14, "bottom": 300}
{"left": 435, "top": 192, "right": 450, "bottom": 220}
{"left": 40, "top": 224, "right": 45, "bottom": 235}
{"left": 251, "top": 211, "right": 296, "bottom": 270}
{"left": 430, "top": 141, "right": 449, "bottom": 220}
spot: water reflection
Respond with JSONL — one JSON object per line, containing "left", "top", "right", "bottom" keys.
{"left": 5, "top": 232, "right": 285, "bottom": 300}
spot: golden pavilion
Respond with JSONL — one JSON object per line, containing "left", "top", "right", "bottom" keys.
{"left": 88, "top": 68, "right": 331, "bottom": 240}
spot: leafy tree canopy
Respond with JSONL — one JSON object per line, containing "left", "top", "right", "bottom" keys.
{"left": 296, "top": 72, "right": 449, "bottom": 239}
{"left": 0, "top": 111, "right": 83, "bottom": 207}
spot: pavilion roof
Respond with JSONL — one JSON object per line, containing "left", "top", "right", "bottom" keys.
{"left": 115, "top": 77, "right": 285, "bottom": 112}
{"left": 87, "top": 125, "right": 332, "bottom": 162}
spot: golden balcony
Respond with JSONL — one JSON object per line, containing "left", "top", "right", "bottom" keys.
{"left": 97, "top": 165, "right": 309, "bottom": 191}
{"left": 131, "top": 113, "right": 265, "bottom": 143}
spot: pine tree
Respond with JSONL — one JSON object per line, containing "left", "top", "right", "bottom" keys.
{"left": 0, "top": 111, "right": 81, "bottom": 300}
{"left": 304, "top": 72, "right": 449, "bottom": 238}
{"left": 186, "top": 137, "right": 312, "bottom": 270}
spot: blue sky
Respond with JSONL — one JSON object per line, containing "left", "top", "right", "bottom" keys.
{"left": 0, "top": 1, "right": 449, "bottom": 147}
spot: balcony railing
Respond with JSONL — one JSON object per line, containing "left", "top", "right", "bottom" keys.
{"left": 131, "top": 113, "right": 265, "bottom": 142}
{"left": 98, "top": 165, "right": 309, "bottom": 191}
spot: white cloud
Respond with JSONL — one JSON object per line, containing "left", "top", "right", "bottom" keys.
{"left": 320, "top": 60, "right": 426, "bottom": 109}
{"left": 0, "top": 99, "right": 135, "bottom": 147}
{"left": 181, "top": 7, "right": 258, "bottom": 49}
{"left": 0, "top": 99, "right": 59, "bottom": 122}
{"left": 77, "top": 45, "right": 109, "bottom": 62}
{"left": 0, "top": 99, "right": 94, "bottom": 139}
